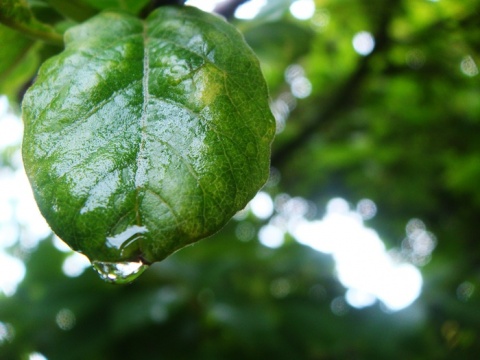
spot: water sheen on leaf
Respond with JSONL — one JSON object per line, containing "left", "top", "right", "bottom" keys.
{"left": 22, "top": 6, "right": 275, "bottom": 269}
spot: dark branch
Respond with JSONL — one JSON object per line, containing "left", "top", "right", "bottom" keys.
{"left": 141, "top": 0, "right": 248, "bottom": 19}
{"left": 271, "top": 1, "right": 398, "bottom": 169}
{"left": 214, "top": 0, "right": 250, "bottom": 19}
{"left": 141, "top": 0, "right": 186, "bottom": 17}
{"left": 151, "top": 0, "right": 186, "bottom": 5}
{"left": 271, "top": 56, "right": 370, "bottom": 168}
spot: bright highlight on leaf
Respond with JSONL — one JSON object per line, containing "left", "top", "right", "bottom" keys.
{"left": 22, "top": 6, "right": 275, "bottom": 283}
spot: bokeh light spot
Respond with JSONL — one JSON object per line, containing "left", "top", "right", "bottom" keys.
{"left": 285, "top": 65, "right": 312, "bottom": 99}
{"left": 291, "top": 198, "right": 427, "bottom": 311}
{"left": 266, "top": 167, "right": 282, "bottom": 188}
{"left": 271, "top": 98, "right": 290, "bottom": 133}
{"left": 460, "top": 55, "right": 478, "bottom": 77}
{"left": 29, "top": 353, "right": 48, "bottom": 360}
{"left": 259, "top": 224, "right": 284, "bottom": 248}
{"left": 345, "top": 289, "right": 376, "bottom": 309}
{"left": 330, "top": 296, "right": 349, "bottom": 316}
{"left": 62, "top": 252, "right": 91, "bottom": 278}
{"left": 250, "top": 191, "right": 274, "bottom": 219}
{"left": 356, "top": 198, "right": 377, "bottom": 220}
{"left": 402, "top": 219, "right": 436, "bottom": 266}
{"left": 270, "top": 278, "right": 292, "bottom": 298}
{"left": 290, "top": 0, "right": 316, "bottom": 20}
{"left": 235, "top": 222, "right": 256, "bottom": 242}
{"left": 184, "top": 0, "right": 223, "bottom": 12}
{"left": 285, "top": 64, "right": 305, "bottom": 83}
{"left": 234, "top": 0, "right": 267, "bottom": 19}
{"left": 406, "top": 218, "right": 426, "bottom": 235}
{"left": 55, "top": 308, "right": 76, "bottom": 331}
{"left": 457, "top": 281, "right": 475, "bottom": 302}
{"left": 0, "top": 321, "right": 15, "bottom": 344}
{"left": 0, "top": 222, "right": 18, "bottom": 249}
{"left": 53, "top": 236, "right": 71, "bottom": 252}
{"left": 0, "top": 111, "right": 23, "bottom": 149}
{"left": 291, "top": 77, "right": 312, "bottom": 98}
{"left": 0, "top": 252, "right": 26, "bottom": 296}
{"left": 150, "top": 305, "right": 168, "bottom": 323}
{"left": 326, "top": 197, "right": 350, "bottom": 214}
{"left": 406, "top": 49, "right": 426, "bottom": 70}
{"left": 352, "top": 31, "right": 375, "bottom": 56}
{"left": 271, "top": 92, "right": 296, "bottom": 133}
{"left": 376, "top": 263, "right": 422, "bottom": 312}
{"left": 311, "top": 9, "right": 330, "bottom": 28}
{"left": 233, "top": 206, "right": 249, "bottom": 221}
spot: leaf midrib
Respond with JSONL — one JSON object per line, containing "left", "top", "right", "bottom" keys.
{"left": 135, "top": 20, "right": 150, "bottom": 226}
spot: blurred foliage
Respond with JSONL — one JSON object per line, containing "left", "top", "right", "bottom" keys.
{"left": 1, "top": 0, "right": 480, "bottom": 359}
{"left": 0, "top": 24, "right": 38, "bottom": 104}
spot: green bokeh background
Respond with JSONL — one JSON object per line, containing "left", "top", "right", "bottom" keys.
{"left": 1, "top": 0, "right": 480, "bottom": 359}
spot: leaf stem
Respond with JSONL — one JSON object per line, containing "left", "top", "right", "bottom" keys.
{"left": 0, "top": 14, "right": 64, "bottom": 46}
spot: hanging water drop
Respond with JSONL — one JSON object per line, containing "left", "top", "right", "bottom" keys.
{"left": 92, "top": 260, "right": 149, "bottom": 284}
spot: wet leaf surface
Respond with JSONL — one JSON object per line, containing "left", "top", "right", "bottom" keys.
{"left": 22, "top": 6, "right": 275, "bottom": 278}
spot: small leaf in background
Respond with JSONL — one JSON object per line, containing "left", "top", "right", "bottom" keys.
{"left": 0, "top": 24, "right": 39, "bottom": 104}
{"left": 22, "top": 6, "right": 275, "bottom": 283}
{"left": 0, "top": 0, "right": 63, "bottom": 44}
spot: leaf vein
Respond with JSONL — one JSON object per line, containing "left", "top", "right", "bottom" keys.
{"left": 144, "top": 188, "right": 184, "bottom": 228}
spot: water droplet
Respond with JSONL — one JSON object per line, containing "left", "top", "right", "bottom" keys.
{"left": 92, "top": 260, "right": 148, "bottom": 284}
{"left": 106, "top": 225, "right": 148, "bottom": 249}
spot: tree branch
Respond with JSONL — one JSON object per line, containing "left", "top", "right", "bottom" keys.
{"left": 271, "top": 1, "right": 399, "bottom": 169}
{"left": 0, "top": 13, "right": 63, "bottom": 46}
{"left": 271, "top": 57, "right": 369, "bottom": 168}
{"left": 214, "top": 0, "right": 250, "bottom": 19}
{"left": 141, "top": 0, "right": 186, "bottom": 17}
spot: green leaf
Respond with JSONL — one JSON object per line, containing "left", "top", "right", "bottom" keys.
{"left": 0, "top": 0, "right": 63, "bottom": 44}
{"left": 22, "top": 6, "right": 275, "bottom": 282}
{"left": 0, "top": 24, "right": 39, "bottom": 103}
